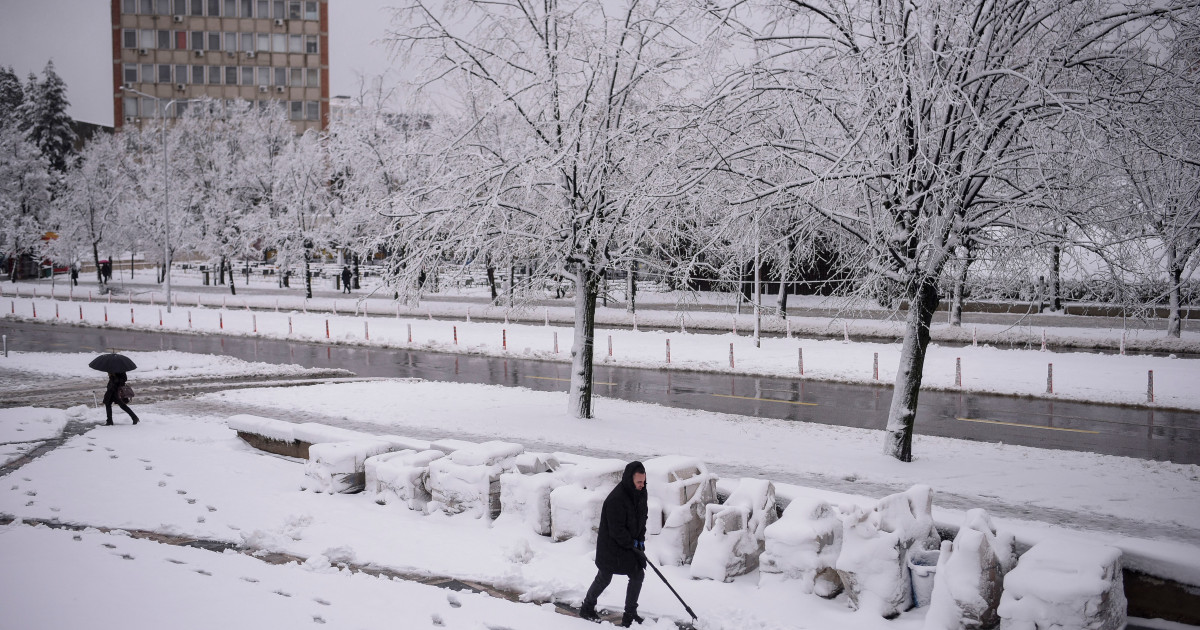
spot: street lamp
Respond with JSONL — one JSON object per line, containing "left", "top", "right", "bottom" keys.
{"left": 119, "top": 86, "right": 195, "bottom": 313}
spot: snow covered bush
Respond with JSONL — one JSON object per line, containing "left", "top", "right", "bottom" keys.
{"left": 691, "top": 478, "right": 778, "bottom": 581}
{"left": 364, "top": 449, "right": 446, "bottom": 511}
{"left": 997, "top": 539, "right": 1126, "bottom": 630}
{"left": 644, "top": 456, "right": 718, "bottom": 566}
{"left": 924, "top": 509, "right": 1016, "bottom": 630}
{"left": 304, "top": 439, "right": 400, "bottom": 494}
{"left": 835, "top": 484, "right": 941, "bottom": 618}
{"left": 427, "top": 441, "right": 524, "bottom": 518}
{"left": 760, "top": 497, "right": 844, "bottom": 598}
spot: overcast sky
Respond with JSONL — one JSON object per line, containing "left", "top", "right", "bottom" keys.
{"left": 0, "top": 0, "right": 402, "bottom": 126}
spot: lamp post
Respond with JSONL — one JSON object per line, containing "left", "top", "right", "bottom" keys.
{"left": 119, "top": 87, "right": 194, "bottom": 313}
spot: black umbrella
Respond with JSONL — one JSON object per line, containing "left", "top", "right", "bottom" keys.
{"left": 89, "top": 353, "right": 137, "bottom": 373}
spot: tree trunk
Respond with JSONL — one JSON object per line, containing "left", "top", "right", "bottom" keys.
{"left": 130, "top": 252, "right": 135, "bottom": 278}
{"left": 508, "top": 262, "right": 516, "bottom": 308}
{"left": 950, "top": 247, "right": 973, "bottom": 327}
{"left": 304, "top": 257, "right": 312, "bottom": 299}
{"left": 1050, "top": 244, "right": 1061, "bottom": 312}
{"left": 569, "top": 262, "right": 600, "bottom": 419}
{"left": 883, "top": 277, "right": 940, "bottom": 462}
{"left": 353, "top": 254, "right": 361, "bottom": 290}
{"left": 1167, "top": 242, "right": 1182, "bottom": 338}
{"left": 486, "top": 255, "right": 498, "bottom": 304}
{"left": 227, "top": 259, "right": 237, "bottom": 296}
{"left": 92, "top": 243, "right": 102, "bottom": 285}
{"left": 626, "top": 260, "right": 637, "bottom": 314}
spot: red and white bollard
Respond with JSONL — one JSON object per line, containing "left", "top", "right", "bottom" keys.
{"left": 502, "top": 329, "right": 507, "bottom": 351}
{"left": 325, "top": 319, "right": 329, "bottom": 338}
{"left": 1041, "top": 329, "right": 1047, "bottom": 352}
{"left": 130, "top": 307, "right": 134, "bottom": 324}
{"left": 364, "top": 320, "right": 369, "bottom": 340}
{"left": 453, "top": 325, "right": 458, "bottom": 345}
{"left": 972, "top": 326, "right": 977, "bottom": 347}
{"left": 798, "top": 348, "right": 804, "bottom": 375}
{"left": 608, "top": 335, "right": 613, "bottom": 357}
{"left": 873, "top": 353, "right": 879, "bottom": 380}
{"left": 407, "top": 324, "right": 412, "bottom": 343}
{"left": 955, "top": 357, "right": 962, "bottom": 387}
{"left": 104, "top": 306, "right": 108, "bottom": 322}
{"left": 32, "top": 303, "right": 36, "bottom": 318}
{"left": 729, "top": 343, "right": 735, "bottom": 369}
{"left": 287, "top": 316, "right": 292, "bottom": 335}
{"left": 1147, "top": 370, "right": 1155, "bottom": 403}
{"left": 545, "top": 308, "right": 549, "bottom": 326}
{"left": 219, "top": 313, "right": 224, "bottom": 329}
{"left": 79, "top": 305, "right": 83, "bottom": 320}
{"left": 732, "top": 318, "right": 738, "bottom": 335}
{"left": 666, "top": 338, "right": 671, "bottom": 363}
{"left": 253, "top": 314, "right": 257, "bottom": 333}
{"left": 553, "top": 331, "right": 558, "bottom": 353}
{"left": 188, "top": 311, "right": 192, "bottom": 328}
{"left": 55, "top": 303, "right": 59, "bottom": 318}
{"left": 632, "top": 312, "right": 638, "bottom": 332}
{"left": 159, "top": 309, "right": 163, "bottom": 326}
{"left": 1046, "top": 363, "right": 1054, "bottom": 394}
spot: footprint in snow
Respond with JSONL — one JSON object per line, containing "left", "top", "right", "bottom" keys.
{"left": 447, "top": 594, "right": 462, "bottom": 608}
{"left": 196, "top": 516, "right": 206, "bottom": 523}
{"left": 240, "top": 576, "right": 259, "bottom": 583}
{"left": 109, "top": 455, "right": 118, "bottom": 459}
{"left": 194, "top": 569, "right": 212, "bottom": 576}
{"left": 206, "top": 506, "right": 217, "bottom": 512}
{"left": 102, "top": 543, "right": 117, "bottom": 549}
{"left": 313, "top": 598, "right": 330, "bottom": 606}
{"left": 86, "top": 449, "right": 93, "bottom": 452}
{"left": 431, "top": 614, "right": 445, "bottom": 627}
{"left": 312, "top": 616, "right": 326, "bottom": 624}
{"left": 158, "top": 481, "right": 167, "bottom": 487}
{"left": 49, "top": 507, "right": 59, "bottom": 513}
{"left": 10, "top": 485, "right": 17, "bottom": 490}
{"left": 25, "top": 501, "right": 34, "bottom": 507}
{"left": 138, "top": 458, "right": 150, "bottom": 463}
{"left": 21, "top": 477, "right": 30, "bottom": 482}
{"left": 104, "top": 448, "right": 113, "bottom": 452}
{"left": 273, "top": 590, "right": 291, "bottom": 598}
{"left": 167, "top": 559, "right": 185, "bottom": 565}
{"left": 119, "top": 554, "right": 135, "bottom": 560}
{"left": 24, "top": 491, "right": 36, "bottom": 496}
{"left": 176, "top": 490, "right": 187, "bottom": 495}
{"left": 72, "top": 535, "right": 82, "bottom": 541}
{"left": 164, "top": 473, "right": 174, "bottom": 477}
{"left": 145, "top": 466, "right": 153, "bottom": 471}
{"left": 186, "top": 498, "right": 196, "bottom": 504}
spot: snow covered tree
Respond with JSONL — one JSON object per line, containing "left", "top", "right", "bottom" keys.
{"left": 18, "top": 61, "right": 77, "bottom": 172}
{"left": 0, "top": 123, "right": 52, "bottom": 281}
{"left": 0, "top": 66, "right": 24, "bottom": 129}
{"left": 709, "top": 0, "right": 1192, "bottom": 460}
{"left": 387, "top": 0, "right": 721, "bottom": 418}
{"left": 50, "top": 132, "right": 132, "bottom": 286}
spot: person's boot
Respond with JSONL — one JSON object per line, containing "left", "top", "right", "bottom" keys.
{"left": 579, "top": 602, "right": 600, "bottom": 622}
{"left": 131, "top": 417, "right": 139, "bottom": 425}
{"left": 105, "top": 420, "right": 113, "bottom": 426}
{"left": 621, "top": 611, "right": 644, "bottom": 627}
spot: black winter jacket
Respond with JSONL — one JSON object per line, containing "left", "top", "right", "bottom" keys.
{"left": 595, "top": 461, "right": 648, "bottom": 575}
{"left": 103, "top": 372, "right": 127, "bottom": 404}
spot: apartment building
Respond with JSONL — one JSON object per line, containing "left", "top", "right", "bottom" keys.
{"left": 112, "top": 0, "right": 329, "bottom": 133}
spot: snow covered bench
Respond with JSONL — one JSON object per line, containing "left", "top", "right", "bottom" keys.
{"left": 364, "top": 449, "right": 446, "bottom": 511}
{"left": 497, "top": 453, "right": 563, "bottom": 536}
{"left": 997, "top": 538, "right": 1126, "bottom": 630}
{"left": 691, "top": 478, "right": 778, "bottom": 581}
{"left": 227, "top": 414, "right": 303, "bottom": 458}
{"left": 760, "top": 497, "right": 844, "bottom": 598}
{"left": 292, "top": 422, "right": 375, "bottom": 459}
{"left": 427, "top": 441, "right": 525, "bottom": 519}
{"left": 834, "top": 484, "right": 941, "bottom": 618}
{"left": 548, "top": 456, "right": 628, "bottom": 543}
{"left": 303, "top": 439, "right": 402, "bottom": 494}
{"left": 925, "top": 508, "right": 1016, "bottom": 628}
{"left": 644, "top": 455, "right": 717, "bottom": 565}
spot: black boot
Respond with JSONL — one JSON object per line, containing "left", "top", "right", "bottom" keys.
{"left": 579, "top": 602, "right": 600, "bottom": 622}
{"left": 621, "top": 611, "right": 643, "bottom": 627}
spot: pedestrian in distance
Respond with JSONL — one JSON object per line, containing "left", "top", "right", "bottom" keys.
{"left": 581, "top": 460, "right": 648, "bottom": 627}
{"left": 341, "top": 265, "right": 352, "bottom": 294}
{"left": 103, "top": 371, "right": 139, "bottom": 426}
{"left": 70, "top": 262, "right": 79, "bottom": 286}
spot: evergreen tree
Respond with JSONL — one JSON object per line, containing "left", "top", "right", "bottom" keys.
{"left": 0, "top": 66, "right": 23, "bottom": 128}
{"left": 18, "top": 61, "right": 76, "bottom": 172}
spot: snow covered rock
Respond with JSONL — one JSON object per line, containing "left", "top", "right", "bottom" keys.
{"left": 924, "top": 509, "right": 1016, "bottom": 629}
{"left": 835, "top": 484, "right": 941, "bottom": 618}
{"left": 997, "top": 539, "right": 1126, "bottom": 630}
{"left": 760, "top": 497, "right": 844, "bottom": 598}
{"left": 691, "top": 478, "right": 778, "bottom": 581}
{"left": 427, "top": 441, "right": 524, "bottom": 518}
{"left": 304, "top": 439, "right": 400, "bottom": 494}
{"left": 644, "top": 456, "right": 717, "bottom": 566}
{"left": 364, "top": 449, "right": 446, "bottom": 510}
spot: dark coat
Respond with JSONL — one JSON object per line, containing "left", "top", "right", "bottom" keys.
{"left": 341, "top": 268, "right": 351, "bottom": 283}
{"left": 103, "top": 372, "right": 128, "bottom": 405}
{"left": 595, "top": 461, "right": 648, "bottom": 575}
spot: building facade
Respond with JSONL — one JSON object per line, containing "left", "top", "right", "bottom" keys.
{"left": 111, "top": 0, "right": 329, "bottom": 133}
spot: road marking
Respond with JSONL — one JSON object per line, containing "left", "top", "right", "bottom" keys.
{"left": 525, "top": 375, "right": 616, "bottom": 386}
{"left": 956, "top": 417, "right": 1099, "bottom": 434}
{"left": 711, "top": 393, "right": 818, "bottom": 406}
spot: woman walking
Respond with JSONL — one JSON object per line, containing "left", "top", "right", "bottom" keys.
{"left": 103, "top": 371, "right": 139, "bottom": 426}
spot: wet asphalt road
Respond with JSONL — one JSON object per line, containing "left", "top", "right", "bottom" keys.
{"left": 3, "top": 320, "right": 1198, "bottom": 465}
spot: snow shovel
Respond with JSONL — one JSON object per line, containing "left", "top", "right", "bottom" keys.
{"left": 644, "top": 555, "right": 698, "bottom": 622}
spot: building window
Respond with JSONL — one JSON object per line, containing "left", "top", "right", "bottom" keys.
{"left": 289, "top": 68, "right": 302, "bottom": 86}
{"left": 208, "top": 32, "right": 221, "bottom": 51}
{"left": 223, "top": 0, "right": 236, "bottom": 18}
{"left": 257, "top": 67, "right": 270, "bottom": 85}
{"left": 272, "top": 33, "right": 285, "bottom": 52}
{"left": 306, "top": 67, "right": 318, "bottom": 87}
{"left": 192, "top": 65, "right": 205, "bottom": 84}
{"left": 305, "top": 101, "right": 318, "bottom": 121}
{"left": 273, "top": 0, "right": 284, "bottom": 19}
{"left": 257, "top": 34, "right": 270, "bottom": 52}
{"left": 175, "top": 64, "right": 188, "bottom": 83}
{"left": 241, "top": 33, "right": 254, "bottom": 52}
{"left": 176, "top": 31, "right": 188, "bottom": 49}
{"left": 190, "top": 0, "right": 203, "bottom": 15}
{"left": 290, "top": 101, "right": 302, "bottom": 120}
{"left": 140, "top": 0, "right": 153, "bottom": 14}
{"left": 157, "top": 0, "right": 170, "bottom": 14}
{"left": 124, "top": 96, "right": 138, "bottom": 117}
{"left": 274, "top": 67, "right": 286, "bottom": 86}
{"left": 141, "top": 63, "right": 154, "bottom": 82}
{"left": 191, "top": 30, "right": 204, "bottom": 50}
{"left": 288, "top": 34, "right": 302, "bottom": 53}
{"left": 174, "top": 0, "right": 186, "bottom": 14}
{"left": 225, "top": 66, "right": 238, "bottom": 84}
{"left": 208, "top": 66, "right": 221, "bottom": 84}
{"left": 256, "top": 0, "right": 268, "bottom": 18}
{"left": 157, "top": 30, "right": 170, "bottom": 49}
{"left": 287, "top": 1, "right": 301, "bottom": 19}
{"left": 158, "top": 64, "right": 172, "bottom": 82}
{"left": 241, "top": 67, "right": 255, "bottom": 85}
{"left": 305, "top": 35, "right": 317, "bottom": 54}
{"left": 123, "top": 64, "right": 139, "bottom": 83}
{"left": 241, "top": 0, "right": 252, "bottom": 17}
{"left": 140, "top": 30, "right": 156, "bottom": 48}
{"left": 304, "top": 1, "right": 317, "bottom": 20}
{"left": 123, "top": 29, "right": 137, "bottom": 48}
{"left": 207, "top": 0, "right": 219, "bottom": 16}
{"left": 123, "top": 0, "right": 137, "bottom": 14}
{"left": 225, "top": 32, "right": 237, "bottom": 53}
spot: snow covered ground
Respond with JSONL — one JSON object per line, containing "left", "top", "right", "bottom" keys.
{"left": 1, "top": 351, "right": 1199, "bottom": 629}
{"left": 3, "top": 291, "right": 1199, "bottom": 410}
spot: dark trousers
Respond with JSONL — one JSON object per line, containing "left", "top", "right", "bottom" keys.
{"left": 104, "top": 397, "right": 138, "bottom": 424}
{"left": 583, "top": 567, "right": 643, "bottom": 614}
